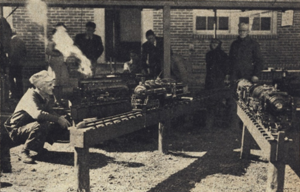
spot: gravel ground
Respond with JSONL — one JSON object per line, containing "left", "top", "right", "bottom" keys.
{"left": 1, "top": 117, "right": 300, "bottom": 192}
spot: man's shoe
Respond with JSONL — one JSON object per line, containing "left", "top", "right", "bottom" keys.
{"left": 20, "top": 150, "right": 35, "bottom": 164}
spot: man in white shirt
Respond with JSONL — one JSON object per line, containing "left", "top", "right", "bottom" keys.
{"left": 123, "top": 50, "right": 141, "bottom": 74}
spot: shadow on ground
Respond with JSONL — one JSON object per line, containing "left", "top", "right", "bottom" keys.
{"left": 0, "top": 182, "right": 13, "bottom": 188}
{"left": 36, "top": 151, "right": 145, "bottom": 169}
{"left": 146, "top": 125, "right": 250, "bottom": 192}
{"left": 35, "top": 151, "right": 113, "bottom": 169}
{"left": 91, "top": 111, "right": 253, "bottom": 192}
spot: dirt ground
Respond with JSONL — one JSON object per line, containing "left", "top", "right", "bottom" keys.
{"left": 1, "top": 115, "right": 300, "bottom": 192}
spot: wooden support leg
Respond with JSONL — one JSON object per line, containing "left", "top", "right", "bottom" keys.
{"left": 287, "top": 128, "right": 300, "bottom": 173}
{"left": 266, "top": 161, "right": 285, "bottom": 192}
{"left": 266, "top": 132, "right": 286, "bottom": 192}
{"left": 158, "top": 120, "right": 169, "bottom": 154}
{"left": 74, "top": 147, "right": 90, "bottom": 192}
{"left": 240, "top": 124, "right": 251, "bottom": 159}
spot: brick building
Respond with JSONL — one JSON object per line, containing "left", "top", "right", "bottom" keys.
{"left": 2, "top": 7, "right": 300, "bottom": 87}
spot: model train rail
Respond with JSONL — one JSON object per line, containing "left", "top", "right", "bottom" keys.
{"left": 235, "top": 79, "right": 300, "bottom": 192}
{"left": 70, "top": 88, "right": 231, "bottom": 148}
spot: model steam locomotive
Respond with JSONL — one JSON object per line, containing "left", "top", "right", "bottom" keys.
{"left": 70, "top": 75, "right": 133, "bottom": 121}
{"left": 236, "top": 79, "right": 297, "bottom": 133}
{"left": 131, "top": 78, "right": 188, "bottom": 110}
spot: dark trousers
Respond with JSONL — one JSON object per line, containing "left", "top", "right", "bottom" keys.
{"left": 8, "top": 66, "right": 23, "bottom": 99}
{"left": 1, "top": 121, "right": 51, "bottom": 172}
{"left": 11, "top": 121, "right": 50, "bottom": 153}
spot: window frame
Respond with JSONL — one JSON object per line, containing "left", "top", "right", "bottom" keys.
{"left": 193, "top": 9, "right": 277, "bottom": 35}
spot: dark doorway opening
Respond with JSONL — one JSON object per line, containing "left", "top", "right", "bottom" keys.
{"left": 105, "top": 8, "right": 141, "bottom": 63}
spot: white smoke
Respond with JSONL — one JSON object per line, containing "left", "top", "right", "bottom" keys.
{"left": 26, "top": 0, "right": 48, "bottom": 27}
{"left": 52, "top": 26, "right": 92, "bottom": 76}
{"left": 26, "top": 0, "right": 92, "bottom": 76}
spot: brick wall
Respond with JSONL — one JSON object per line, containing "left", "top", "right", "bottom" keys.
{"left": 153, "top": 9, "right": 300, "bottom": 86}
{"left": 12, "top": 7, "right": 94, "bottom": 63}
{"left": 10, "top": 7, "right": 300, "bottom": 88}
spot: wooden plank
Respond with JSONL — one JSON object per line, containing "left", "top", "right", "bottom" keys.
{"left": 163, "top": 5, "right": 171, "bottom": 79}
{"left": 86, "top": 116, "right": 145, "bottom": 146}
{"left": 237, "top": 103, "right": 272, "bottom": 152}
{"left": 287, "top": 128, "right": 300, "bottom": 173}
{"left": 269, "top": 140, "right": 277, "bottom": 162}
{"left": 74, "top": 147, "right": 90, "bottom": 192}
{"left": 266, "top": 132, "right": 286, "bottom": 192}
{"left": 240, "top": 124, "right": 252, "bottom": 159}
{"left": 2, "top": 0, "right": 300, "bottom": 10}
{"left": 69, "top": 128, "right": 87, "bottom": 148}
{"left": 158, "top": 120, "right": 170, "bottom": 154}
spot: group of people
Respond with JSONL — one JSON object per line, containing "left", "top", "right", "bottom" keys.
{"left": 205, "top": 22, "right": 263, "bottom": 90}
{"left": 0, "top": 18, "right": 27, "bottom": 101}
{"left": 1, "top": 21, "right": 104, "bottom": 169}
{"left": 1, "top": 21, "right": 263, "bottom": 171}
{"left": 124, "top": 29, "right": 190, "bottom": 84}
{"left": 123, "top": 29, "right": 164, "bottom": 79}
{"left": 46, "top": 21, "right": 104, "bottom": 105}
{"left": 205, "top": 22, "right": 263, "bottom": 129}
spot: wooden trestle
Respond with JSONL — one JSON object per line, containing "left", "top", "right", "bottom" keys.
{"left": 69, "top": 88, "right": 232, "bottom": 192}
{"left": 237, "top": 101, "right": 291, "bottom": 192}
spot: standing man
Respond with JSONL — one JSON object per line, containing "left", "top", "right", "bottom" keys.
{"left": 141, "top": 30, "right": 164, "bottom": 79}
{"left": 205, "top": 38, "right": 229, "bottom": 90}
{"left": 74, "top": 21, "right": 104, "bottom": 75}
{"left": 3, "top": 70, "right": 70, "bottom": 164}
{"left": 228, "top": 22, "right": 264, "bottom": 83}
{"left": 9, "top": 29, "right": 27, "bottom": 99}
{"left": 227, "top": 22, "right": 264, "bottom": 129}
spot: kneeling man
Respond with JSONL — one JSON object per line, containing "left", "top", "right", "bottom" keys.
{"left": 4, "top": 70, "right": 70, "bottom": 164}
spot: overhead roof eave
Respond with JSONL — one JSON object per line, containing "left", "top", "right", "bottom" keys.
{"left": 1, "top": 0, "right": 300, "bottom": 10}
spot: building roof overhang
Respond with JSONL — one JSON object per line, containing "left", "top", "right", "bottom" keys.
{"left": 1, "top": 0, "right": 300, "bottom": 10}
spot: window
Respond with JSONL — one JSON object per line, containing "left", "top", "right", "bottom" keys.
{"left": 193, "top": 10, "right": 277, "bottom": 35}
{"left": 239, "top": 16, "right": 271, "bottom": 31}
{"left": 196, "top": 16, "right": 229, "bottom": 31}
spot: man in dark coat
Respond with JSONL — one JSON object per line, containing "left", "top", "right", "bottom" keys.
{"left": 204, "top": 39, "right": 229, "bottom": 129}
{"left": 227, "top": 23, "right": 264, "bottom": 129}
{"left": 9, "top": 29, "right": 27, "bottom": 99}
{"left": 141, "top": 30, "right": 164, "bottom": 79}
{"left": 74, "top": 21, "right": 104, "bottom": 75}
{"left": 228, "top": 22, "right": 264, "bottom": 82}
{"left": 205, "top": 38, "right": 229, "bottom": 90}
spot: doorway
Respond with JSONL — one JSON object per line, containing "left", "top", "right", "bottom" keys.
{"left": 105, "top": 8, "right": 141, "bottom": 63}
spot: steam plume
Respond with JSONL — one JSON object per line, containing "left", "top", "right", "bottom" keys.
{"left": 26, "top": 0, "right": 48, "bottom": 60}
{"left": 26, "top": 0, "right": 92, "bottom": 76}
{"left": 52, "top": 26, "right": 92, "bottom": 76}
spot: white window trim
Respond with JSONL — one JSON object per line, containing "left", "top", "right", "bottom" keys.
{"left": 193, "top": 9, "right": 277, "bottom": 35}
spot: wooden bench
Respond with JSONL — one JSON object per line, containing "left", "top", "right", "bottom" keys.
{"left": 69, "top": 88, "right": 233, "bottom": 192}
{"left": 237, "top": 101, "right": 293, "bottom": 192}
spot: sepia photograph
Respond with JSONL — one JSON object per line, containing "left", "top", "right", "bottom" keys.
{"left": 0, "top": 0, "right": 300, "bottom": 191}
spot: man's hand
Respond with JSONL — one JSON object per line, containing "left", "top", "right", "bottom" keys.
{"left": 58, "top": 116, "right": 71, "bottom": 128}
